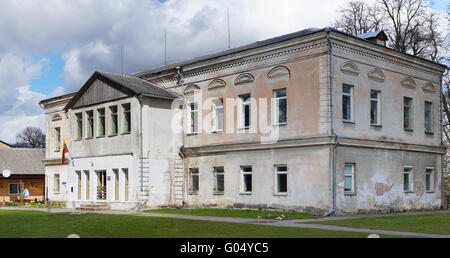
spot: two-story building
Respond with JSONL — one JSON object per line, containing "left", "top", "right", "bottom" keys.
{"left": 40, "top": 28, "right": 447, "bottom": 214}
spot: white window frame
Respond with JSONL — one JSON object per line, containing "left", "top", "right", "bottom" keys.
{"left": 273, "top": 89, "right": 287, "bottom": 126}
{"left": 9, "top": 183, "right": 20, "bottom": 195}
{"left": 342, "top": 85, "right": 354, "bottom": 122}
{"left": 344, "top": 164, "right": 355, "bottom": 194}
{"left": 403, "top": 167, "right": 414, "bottom": 193}
{"left": 425, "top": 102, "right": 433, "bottom": 133}
{"left": 213, "top": 167, "right": 225, "bottom": 194}
{"left": 213, "top": 99, "right": 224, "bottom": 133}
{"left": 275, "top": 165, "right": 288, "bottom": 195}
{"left": 189, "top": 103, "right": 199, "bottom": 134}
{"left": 53, "top": 174, "right": 60, "bottom": 193}
{"left": 240, "top": 166, "right": 252, "bottom": 194}
{"left": 404, "top": 97, "right": 413, "bottom": 131}
{"left": 239, "top": 94, "right": 251, "bottom": 130}
{"left": 370, "top": 90, "right": 381, "bottom": 126}
{"left": 55, "top": 127, "right": 61, "bottom": 152}
{"left": 75, "top": 113, "right": 83, "bottom": 140}
{"left": 425, "top": 168, "right": 435, "bottom": 193}
{"left": 189, "top": 168, "right": 199, "bottom": 194}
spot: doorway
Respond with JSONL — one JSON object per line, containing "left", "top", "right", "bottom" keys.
{"left": 96, "top": 171, "right": 107, "bottom": 200}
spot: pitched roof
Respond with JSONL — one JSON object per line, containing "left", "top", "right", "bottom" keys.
{"left": 65, "top": 71, "right": 181, "bottom": 110}
{"left": 357, "top": 30, "right": 388, "bottom": 41}
{"left": 0, "top": 148, "right": 45, "bottom": 176}
{"left": 0, "top": 140, "right": 12, "bottom": 148}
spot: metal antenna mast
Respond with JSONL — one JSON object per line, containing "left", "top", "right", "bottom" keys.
{"left": 120, "top": 44, "right": 124, "bottom": 75}
{"left": 227, "top": 8, "right": 231, "bottom": 49}
{"left": 164, "top": 28, "right": 168, "bottom": 65}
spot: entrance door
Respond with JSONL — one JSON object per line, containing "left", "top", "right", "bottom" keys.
{"left": 96, "top": 171, "right": 107, "bottom": 200}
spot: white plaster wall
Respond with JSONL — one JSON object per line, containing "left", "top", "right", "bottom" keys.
{"left": 45, "top": 165, "right": 69, "bottom": 202}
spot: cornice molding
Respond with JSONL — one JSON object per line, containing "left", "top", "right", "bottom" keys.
{"left": 267, "top": 66, "right": 291, "bottom": 80}
{"left": 368, "top": 68, "right": 385, "bottom": 83}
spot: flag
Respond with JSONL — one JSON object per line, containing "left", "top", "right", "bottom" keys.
{"left": 62, "top": 139, "right": 69, "bottom": 164}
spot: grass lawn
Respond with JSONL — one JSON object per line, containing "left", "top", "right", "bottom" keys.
{"left": 307, "top": 213, "right": 450, "bottom": 235}
{"left": 0, "top": 210, "right": 398, "bottom": 238}
{"left": 146, "top": 208, "right": 316, "bottom": 219}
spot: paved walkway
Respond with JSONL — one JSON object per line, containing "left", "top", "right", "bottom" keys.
{"left": 1, "top": 207, "right": 449, "bottom": 238}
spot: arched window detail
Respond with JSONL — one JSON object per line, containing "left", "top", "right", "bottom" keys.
{"left": 184, "top": 84, "right": 201, "bottom": 95}
{"left": 267, "top": 66, "right": 290, "bottom": 80}
{"left": 208, "top": 79, "right": 226, "bottom": 90}
{"left": 422, "top": 82, "right": 437, "bottom": 93}
{"left": 401, "top": 77, "right": 417, "bottom": 89}
{"left": 368, "top": 68, "right": 385, "bottom": 82}
{"left": 234, "top": 73, "right": 255, "bottom": 86}
{"left": 340, "top": 61, "right": 360, "bottom": 76}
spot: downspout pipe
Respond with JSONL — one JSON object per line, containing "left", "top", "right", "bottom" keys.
{"left": 138, "top": 95, "right": 144, "bottom": 192}
{"left": 324, "top": 27, "right": 338, "bottom": 217}
{"left": 441, "top": 68, "right": 448, "bottom": 209}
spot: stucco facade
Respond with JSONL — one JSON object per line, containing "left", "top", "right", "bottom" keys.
{"left": 41, "top": 28, "right": 446, "bottom": 214}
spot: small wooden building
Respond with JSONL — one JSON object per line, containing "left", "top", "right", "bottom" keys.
{"left": 0, "top": 148, "right": 45, "bottom": 203}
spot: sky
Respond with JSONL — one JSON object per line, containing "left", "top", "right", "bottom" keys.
{"left": 0, "top": 0, "right": 448, "bottom": 144}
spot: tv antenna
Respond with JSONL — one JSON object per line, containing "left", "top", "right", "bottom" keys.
{"left": 120, "top": 44, "right": 124, "bottom": 75}
{"left": 227, "top": 8, "right": 231, "bottom": 49}
{"left": 164, "top": 28, "right": 168, "bottom": 65}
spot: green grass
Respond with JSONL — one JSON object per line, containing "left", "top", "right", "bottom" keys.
{"left": 307, "top": 214, "right": 450, "bottom": 235}
{"left": 0, "top": 210, "right": 398, "bottom": 238}
{"left": 146, "top": 208, "right": 316, "bottom": 219}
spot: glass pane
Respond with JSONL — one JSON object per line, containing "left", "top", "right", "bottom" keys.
{"left": 404, "top": 173, "right": 410, "bottom": 191}
{"left": 217, "top": 174, "right": 224, "bottom": 192}
{"left": 244, "top": 105, "right": 250, "bottom": 127}
{"left": 242, "top": 167, "right": 252, "bottom": 173}
{"left": 124, "top": 112, "right": 131, "bottom": 133}
{"left": 278, "top": 174, "right": 287, "bottom": 193}
{"left": 278, "top": 98, "right": 287, "bottom": 123}
{"left": 192, "top": 175, "right": 199, "bottom": 192}
{"left": 371, "top": 91, "right": 378, "bottom": 99}
{"left": 277, "top": 166, "right": 287, "bottom": 172}
{"left": 344, "top": 165, "right": 353, "bottom": 173}
{"left": 343, "top": 95, "right": 351, "bottom": 120}
{"left": 404, "top": 106, "right": 410, "bottom": 129}
{"left": 371, "top": 100, "right": 378, "bottom": 124}
{"left": 100, "top": 117, "right": 105, "bottom": 136}
{"left": 343, "top": 86, "right": 351, "bottom": 94}
{"left": 243, "top": 174, "right": 252, "bottom": 192}
{"left": 216, "top": 108, "right": 223, "bottom": 130}
{"left": 112, "top": 115, "right": 118, "bottom": 134}
{"left": 344, "top": 175, "right": 352, "bottom": 192}
{"left": 275, "top": 89, "right": 287, "bottom": 98}
{"left": 426, "top": 174, "right": 431, "bottom": 191}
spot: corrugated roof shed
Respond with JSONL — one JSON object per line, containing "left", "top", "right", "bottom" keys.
{"left": 0, "top": 148, "right": 45, "bottom": 175}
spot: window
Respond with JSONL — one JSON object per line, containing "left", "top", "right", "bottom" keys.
{"left": 87, "top": 111, "right": 94, "bottom": 138}
{"left": 343, "top": 85, "right": 353, "bottom": 122}
{"left": 404, "top": 167, "right": 413, "bottom": 192}
{"left": 76, "top": 113, "right": 83, "bottom": 140}
{"left": 190, "top": 103, "right": 199, "bottom": 134}
{"left": 213, "top": 99, "right": 224, "bottom": 132}
{"left": 239, "top": 94, "right": 251, "bottom": 129}
{"left": 84, "top": 171, "right": 90, "bottom": 200}
{"left": 241, "top": 166, "right": 252, "bottom": 193}
{"left": 189, "top": 168, "right": 199, "bottom": 194}
{"left": 123, "top": 169, "right": 129, "bottom": 201}
{"left": 273, "top": 89, "right": 287, "bottom": 125}
{"left": 344, "top": 164, "right": 355, "bottom": 193}
{"left": 426, "top": 168, "right": 434, "bottom": 193}
{"left": 113, "top": 169, "right": 119, "bottom": 201}
{"left": 123, "top": 103, "right": 131, "bottom": 133}
{"left": 55, "top": 127, "right": 61, "bottom": 151}
{"left": 425, "top": 102, "right": 432, "bottom": 133}
{"left": 110, "top": 106, "right": 118, "bottom": 135}
{"left": 53, "top": 174, "right": 60, "bottom": 193}
{"left": 213, "top": 167, "right": 225, "bottom": 193}
{"left": 371, "top": 91, "right": 381, "bottom": 125}
{"left": 76, "top": 171, "right": 81, "bottom": 200}
{"left": 9, "top": 183, "right": 20, "bottom": 195}
{"left": 275, "top": 165, "right": 288, "bottom": 194}
{"left": 404, "top": 97, "right": 413, "bottom": 130}
{"left": 98, "top": 108, "right": 105, "bottom": 137}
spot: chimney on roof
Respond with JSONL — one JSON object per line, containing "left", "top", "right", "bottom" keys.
{"left": 357, "top": 30, "right": 388, "bottom": 47}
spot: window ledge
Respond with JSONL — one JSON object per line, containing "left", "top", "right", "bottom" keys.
{"left": 85, "top": 137, "right": 94, "bottom": 140}
{"left": 213, "top": 192, "right": 224, "bottom": 196}
{"left": 188, "top": 192, "right": 199, "bottom": 196}
{"left": 239, "top": 192, "right": 252, "bottom": 195}
{"left": 273, "top": 123, "right": 288, "bottom": 127}
{"left": 212, "top": 130, "right": 223, "bottom": 134}
{"left": 121, "top": 132, "right": 131, "bottom": 136}
{"left": 74, "top": 139, "right": 82, "bottom": 142}
{"left": 187, "top": 133, "right": 198, "bottom": 136}
{"left": 96, "top": 136, "right": 105, "bottom": 139}
{"left": 371, "top": 124, "right": 382, "bottom": 128}
{"left": 109, "top": 134, "right": 118, "bottom": 138}
{"left": 54, "top": 150, "right": 61, "bottom": 153}
{"left": 426, "top": 191, "right": 435, "bottom": 194}
{"left": 343, "top": 120, "right": 355, "bottom": 125}
{"left": 404, "top": 129, "right": 414, "bottom": 132}
{"left": 273, "top": 193, "right": 288, "bottom": 197}
{"left": 425, "top": 131, "right": 434, "bottom": 136}
{"left": 404, "top": 191, "right": 414, "bottom": 194}
{"left": 344, "top": 192, "right": 357, "bottom": 196}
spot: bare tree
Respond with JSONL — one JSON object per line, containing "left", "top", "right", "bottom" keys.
{"left": 15, "top": 126, "right": 46, "bottom": 149}
{"left": 334, "top": 1, "right": 385, "bottom": 35}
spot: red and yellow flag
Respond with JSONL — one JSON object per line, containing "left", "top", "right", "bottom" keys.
{"left": 62, "top": 140, "right": 69, "bottom": 164}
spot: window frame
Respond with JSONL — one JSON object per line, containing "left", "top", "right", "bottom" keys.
{"left": 342, "top": 84, "right": 354, "bottom": 123}
{"left": 274, "top": 165, "right": 288, "bottom": 195}
{"left": 424, "top": 101, "right": 433, "bottom": 134}
{"left": 213, "top": 99, "right": 224, "bottom": 133}
{"left": 55, "top": 127, "right": 61, "bottom": 152}
{"left": 53, "top": 174, "right": 60, "bottom": 193}
{"left": 9, "top": 183, "right": 20, "bottom": 195}
{"left": 110, "top": 106, "right": 118, "bottom": 136}
{"left": 403, "top": 167, "right": 414, "bottom": 193}
{"left": 344, "top": 164, "right": 356, "bottom": 194}
{"left": 425, "top": 168, "right": 435, "bottom": 193}
{"left": 97, "top": 108, "right": 106, "bottom": 137}
{"left": 213, "top": 167, "right": 225, "bottom": 194}
{"left": 240, "top": 166, "right": 253, "bottom": 194}
{"left": 75, "top": 113, "right": 83, "bottom": 140}
{"left": 404, "top": 97, "right": 413, "bottom": 131}
{"left": 123, "top": 103, "right": 131, "bottom": 134}
{"left": 239, "top": 94, "right": 251, "bottom": 130}
{"left": 189, "top": 102, "right": 199, "bottom": 134}
{"left": 273, "top": 89, "right": 288, "bottom": 126}
{"left": 188, "top": 168, "right": 199, "bottom": 195}
{"left": 86, "top": 110, "right": 94, "bottom": 139}
{"left": 370, "top": 90, "right": 381, "bottom": 126}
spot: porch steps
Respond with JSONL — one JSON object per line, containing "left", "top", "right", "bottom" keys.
{"left": 172, "top": 158, "right": 185, "bottom": 206}
{"left": 76, "top": 203, "right": 110, "bottom": 212}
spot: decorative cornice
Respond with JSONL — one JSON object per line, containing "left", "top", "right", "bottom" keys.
{"left": 184, "top": 84, "right": 201, "bottom": 95}
{"left": 401, "top": 77, "right": 417, "bottom": 89}
{"left": 208, "top": 79, "right": 226, "bottom": 90}
{"left": 340, "top": 61, "right": 360, "bottom": 76}
{"left": 368, "top": 68, "right": 385, "bottom": 83}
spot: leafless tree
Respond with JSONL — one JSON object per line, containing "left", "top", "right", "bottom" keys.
{"left": 334, "top": 1, "right": 385, "bottom": 35}
{"left": 15, "top": 126, "right": 46, "bottom": 149}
